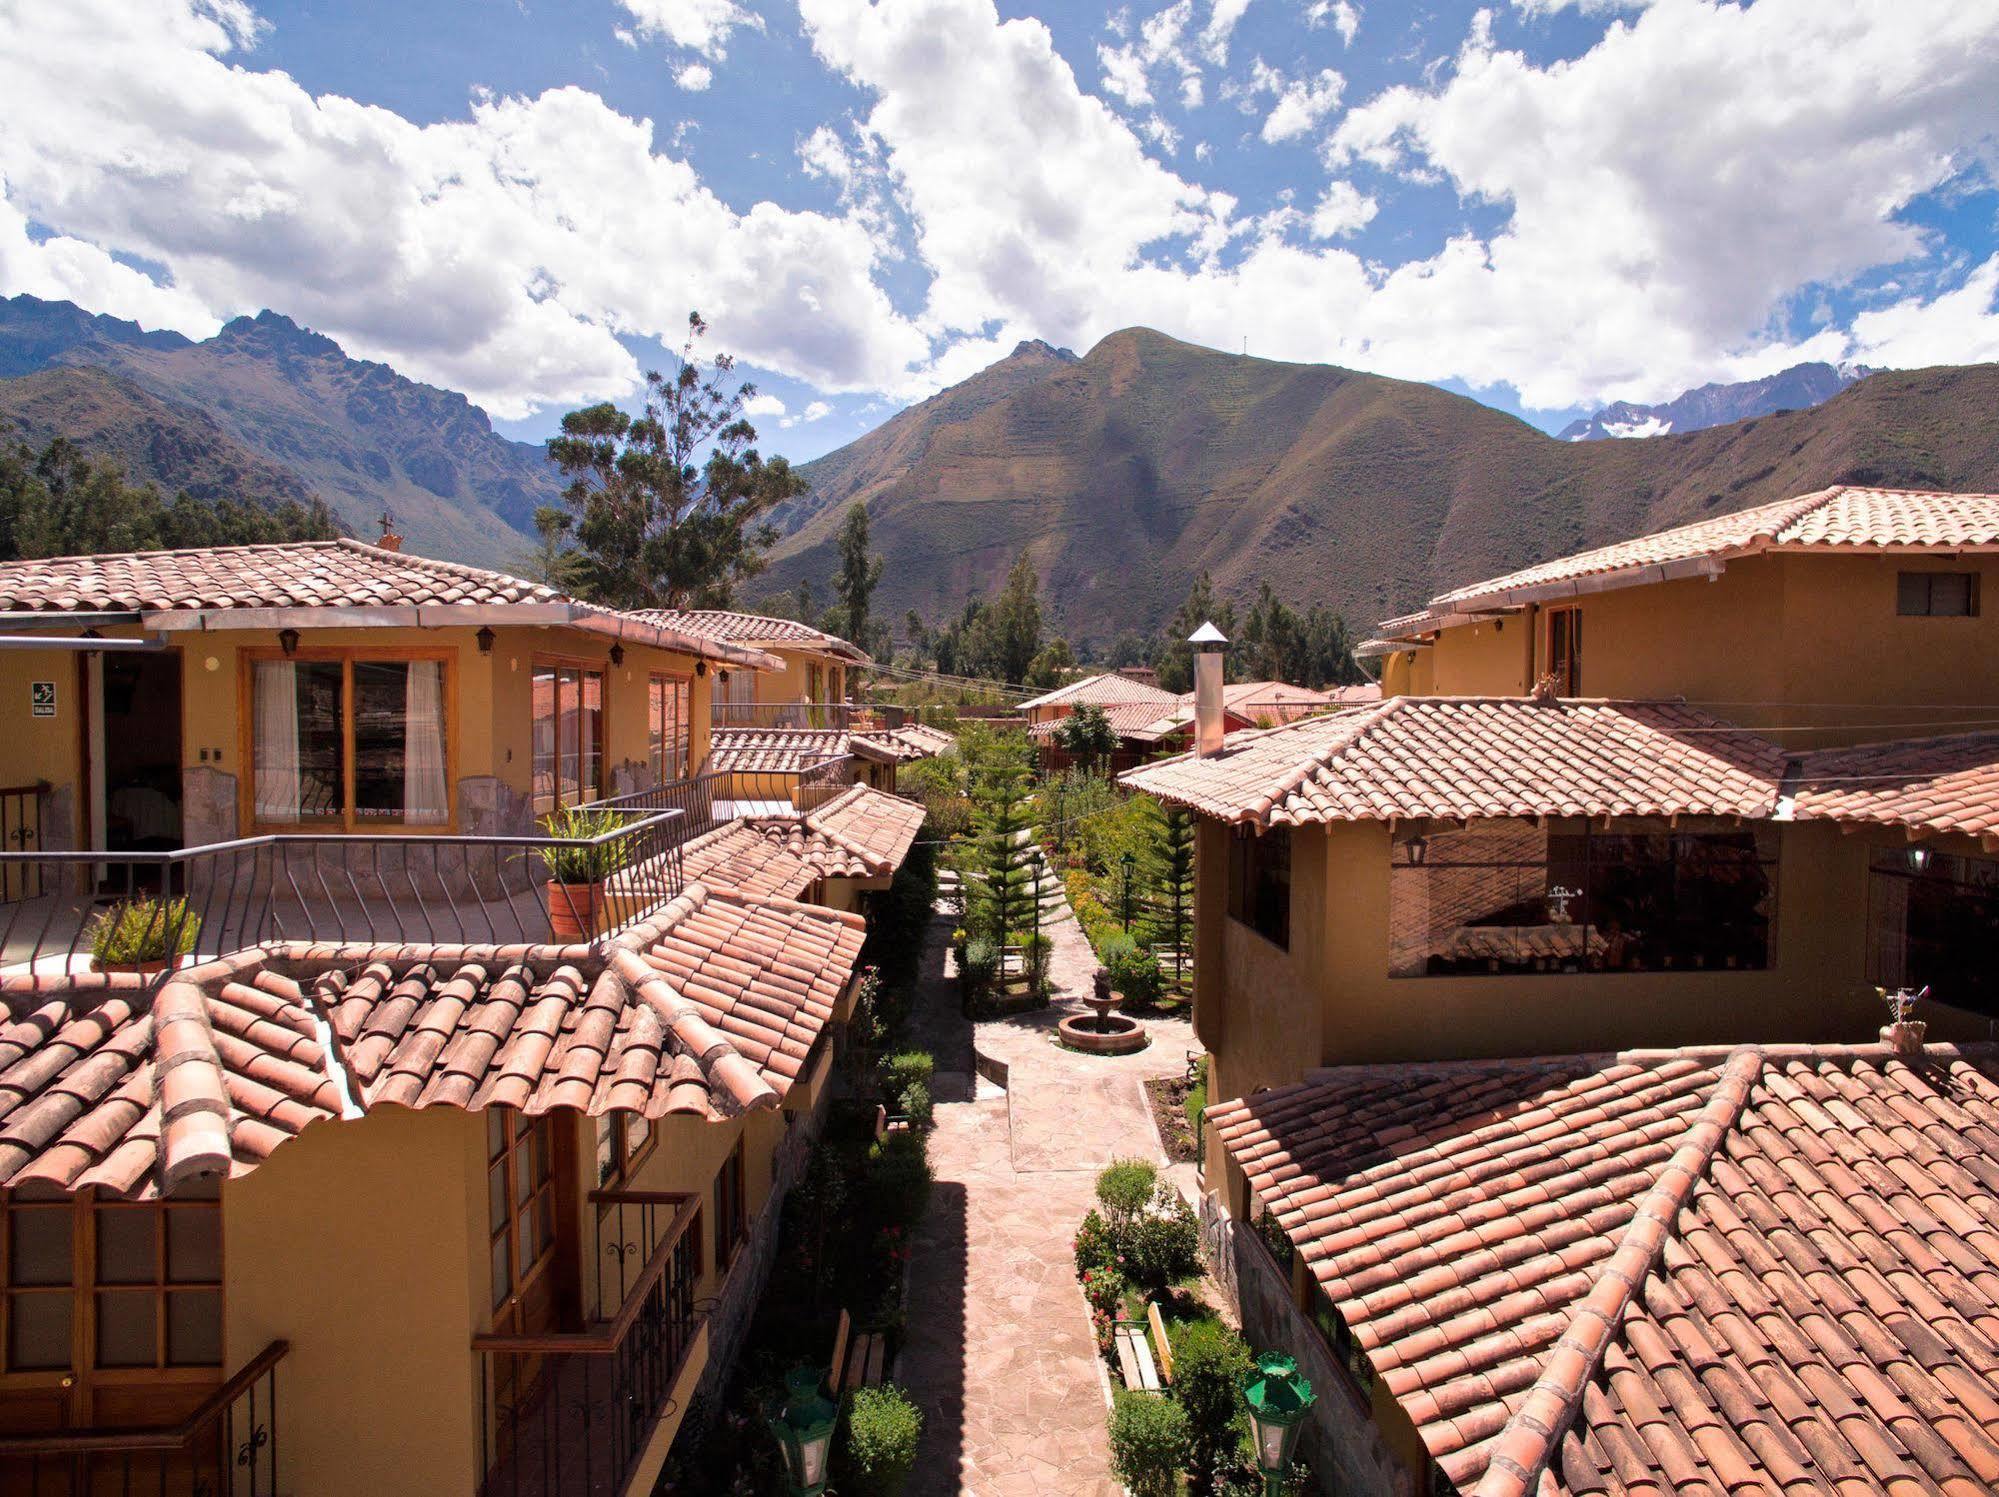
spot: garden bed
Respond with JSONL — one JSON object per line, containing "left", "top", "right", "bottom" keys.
{"left": 1144, "top": 1064, "right": 1204, "bottom": 1165}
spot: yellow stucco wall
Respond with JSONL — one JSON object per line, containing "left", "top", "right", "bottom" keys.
{"left": 223, "top": 1105, "right": 488, "bottom": 1497}
{"left": 0, "top": 648, "right": 79, "bottom": 823}
{"left": 1398, "top": 552, "right": 1999, "bottom": 747}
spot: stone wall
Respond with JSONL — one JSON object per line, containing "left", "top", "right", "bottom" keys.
{"left": 181, "top": 766, "right": 237, "bottom": 848}
{"left": 458, "top": 774, "right": 534, "bottom": 837}
{"left": 1198, "top": 1191, "right": 1415, "bottom": 1497}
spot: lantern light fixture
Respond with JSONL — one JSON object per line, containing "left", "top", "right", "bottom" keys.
{"left": 278, "top": 628, "right": 300, "bottom": 658}
{"left": 1241, "top": 1351, "right": 1316, "bottom": 1496}
{"left": 476, "top": 627, "right": 496, "bottom": 656}
{"left": 766, "top": 1366, "right": 837, "bottom": 1496}
{"left": 609, "top": 643, "right": 625, "bottom": 667}
{"left": 1908, "top": 844, "right": 1932, "bottom": 874}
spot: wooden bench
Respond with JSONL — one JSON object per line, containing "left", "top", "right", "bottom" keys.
{"left": 829, "top": 1307, "right": 887, "bottom": 1395}
{"left": 1113, "top": 1320, "right": 1161, "bottom": 1392}
{"left": 873, "top": 1103, "right": 912, "bottom": 1141}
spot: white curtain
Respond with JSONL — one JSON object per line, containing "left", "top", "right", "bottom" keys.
{"left": 404, "top": 660, "right": 448, "bottom": 824}
{"left": 253, "top": 661, "right": 301, "bottom": 824}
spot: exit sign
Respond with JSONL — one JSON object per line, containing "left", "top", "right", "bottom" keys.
{"left": 30, "top": 681, "right": 56, "bottom": 718}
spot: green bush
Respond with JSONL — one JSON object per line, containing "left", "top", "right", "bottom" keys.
{"left": 1169, "top": 1318, "right": 1254, "bottom": 1493}
{"left": 1073, "top": 1208, "right": 1118, "bottom": 1277}
{"left": 88, "top": 895, "right": 200, "bottom": 966}
{"left": 899, "top": 1080, "right": 933, "bottom": 1129}
{"left": 1107, "top": 1389, "right": 1189, "bottom": 1497}
{"left": 535, "top": 805, "right": 632, "bottom": 882}
{"left": 863, "top": 1132, "right": 932, "bottom": 1230}
{"left": 1099, "top": 931, "right": 1165, "bottom": 1008}
{"left": 1184, "top": 1055, "right": 1209, "bottom": 1141}
{"left": 881, "top": 1050, "right": 934, "bottom": 1100}
{"left": 842, "top": 1383, "right": 923, "bottom": 1497}
{"left": 1018, "top": 931, "right": 1053, "bottom": 992}
{"left": 961, "top": 939, "right": 998, "bottom": 993}
{"left": 1124, "top": 1183, "right": 1201, "bottom": 1288}
{"left": 1096, "top": 1157, "right": 1157, "bottom": 1227}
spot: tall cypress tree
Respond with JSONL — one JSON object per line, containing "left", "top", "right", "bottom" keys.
{"left": 1140, "top": 797, "right": 1197, "bottom": 986}
{"left": 954, "top": 737, "right": 1039, "bottom": 944}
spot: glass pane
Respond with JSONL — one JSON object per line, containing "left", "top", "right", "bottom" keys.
{"left": 513, "top": 1150, "right": 533, "bottom": 1207}
{"left": 579, "top": 672, "right": 603, "bottom": 800}
{"left": 625, "top": 1116, "right": 650, "bottom": 1163}
{"left": 596, "top": 1115, "right": 618, "bottom": 1187}
{"left": 8, "top": 1207, "right": 72, "bottom": 1287}
{"left": 165, "top": 1207, "right": 221, "bottom": 1283}
{"left": 536, "top": 1192, "right": 555, "bottom": 1256}
{"left": 557, "top": 670, "right": 581, "bottom": 807}
{"left": 6, "top": 1291, "right": 70, "bottom": 1371}
{"left": 351, "top": 661, "right": 408, "bottom": 823}
{"left": 95, "top": 1291, "right": 156, "bottom": 1368}
{"left": 648, "top": 679, "right": 665, "bottom": 781}
{"left": 532, "top": 667, "right": 559, "bottom": 818}
{"left": 488, "top": 1163, "right": 508, "bottom": 1234}
{"left": 95, "top": 1208, "right": 157, "bottom": 1286}
{"left": 487, "top": 1108, "right": 507, "bottom": 1161}
{"left": 166, "top": 1289, "right": 222, "bottom": 1367}
{"left": 294, "top": 660, "right": 345, "bottom": 823}
{"left": 490, "top": 1234, "right": 512, "bottom": 1309}
{"left": 517, "top": 1206, "right": 539, "bottom": 1267}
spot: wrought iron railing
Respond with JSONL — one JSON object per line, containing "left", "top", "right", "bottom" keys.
{"left": 581, "top": 771, "right": 724, "bottom": 841}
{"left": 475, "top": 1192, "right": 704, "bottom": 1497}
{"left": 794, "top": 753, "right": 857, "bottom": 811}
{"left": 0, "top": 807, "right": 690, "bottom": 982}
{"left": 0, "top": 1339, "right": 287, "bottom": 1496}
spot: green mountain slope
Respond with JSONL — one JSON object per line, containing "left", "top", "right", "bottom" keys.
{"left": 764, "top": 329, "right": 1999, "bottom": 640}
{"left": 0, "top": 296, "right": 556, "bottom": 565}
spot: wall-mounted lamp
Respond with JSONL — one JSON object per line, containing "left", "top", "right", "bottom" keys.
{"left": 1405, "top": 835, "right": 1429, "bottom": 866}
{"left": 718, "top": 669, "right": 730, "bottom": 684}
{"left": 609, "top": 643, "right": 626, "bottom": 667}
{"left": 696, "top": 659, "right": 708, "bottom": 678}
{"left": 278, "top": 628, "right": 300, "bottom": 658}
{"left": 1908, "top": 844, "right": 1933, "bottom": 874}
{"left": 476, "top": 626, "right": 496, "bottom": 656}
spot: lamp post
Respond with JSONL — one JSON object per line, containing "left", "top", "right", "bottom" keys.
{"left": 766, "top": 1366, "right": 838, "bottom": 1496}
{"left": 1241, "top": 1351, "right": 1315, "bottom": 1497}
{"left": 1119, "top": 850, "right": 1136, "bottom": 932}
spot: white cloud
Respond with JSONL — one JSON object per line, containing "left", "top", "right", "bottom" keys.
{"left": 0, "top": 186, "right": 221, "bottom": 336}
{"left": 1097, "top": 0, "right": 1205, "bottom": 111}
{"left": 1307, "top": 180, "right": 1376, "bottom": 238}
{"left": 1199, "top": 0, "right": 1252, "bottom": 65}
{"left": 0, "top": 0, "right": 927, "bottom": 417}
{"left": 674, "top": 62, "right": 713, "bottom": 90}
{"left": 1259, "top": 66, "right": 1344, "bottom": 143}
{"left": 1848, "top": 255, "right": 1999, "bottom": 368}
{"left": 780, "top": 398, "right": 833, "bottom": 426}
{"left": 1306, "top": 0, "right": 1360, "bottom": 45}
{"left": 615, "top": 0, "right": 761, "bottom": 59}
{"left": 742, "top": 391, "right": 788, "bottom": 416}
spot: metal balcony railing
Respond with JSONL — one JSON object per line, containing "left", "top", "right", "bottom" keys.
{"left": 0, "top": 1339, "right": 287, "bottom": 1496}
{"left": 475, "top": 1192, "right": 704, "bottom": 1497}
{"left": 709, "top": 701, "right": 904, "bottom": 731}
{"left": 0, "top": 804, "right": 695, "bottom": 982}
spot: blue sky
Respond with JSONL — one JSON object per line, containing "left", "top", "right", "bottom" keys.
{"left": 1, "top": 0, "right": 1995, "bottom": 463}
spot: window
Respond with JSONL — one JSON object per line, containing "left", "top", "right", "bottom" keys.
{"left": 593, "top": 1112, "right": 654, "bottom": 1190}
{"left": 250, "top": 652, "right": 449, "bottom": 828}
{"left": 806, "top": 663, "right": 824, "bottom": 704}
{"left": 1868, "top": 848, "right": 1999, "bottom": 1018}
{"left": 2, "top": 1188, "right": 222, "bottom": 1380}
{"left": 1227, "top": 825, "right": 1291, "bottom": 949}
{"left": 1388, "top": 822, "right": 1778, "bottom": 977}
{"left": 713, "top": 1138, "right": 746, "bottom": 1268}
{"left": 487, "top": 1110, "right": 558, "bottom": 1323}
{"left": 531, "top": 663, "right": 605, "bottom": 817}
{"left": 647, "top": 675, "right": 691, "bottom": 784}
{"left": 1897, "top": 571, "right": 1979, "bottom": 617}
{"left": 1546, "top": 607, "right": 1581, "bottom": 695}
{"left": 1308, "top": 1281, "right": 1377, "bottom": 1401}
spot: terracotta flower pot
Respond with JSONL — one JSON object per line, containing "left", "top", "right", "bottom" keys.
{"left": 90, "top": 956, "right": 177, "bottom": 977}
{"left": 547, "top": 882, "right": 601, "bottom": 941}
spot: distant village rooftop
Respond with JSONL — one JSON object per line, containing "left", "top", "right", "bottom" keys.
{"left": 1374, "top": 485, "right": 1999, "bottom": 641}
{"left": 1016, "top": 671, "right": 1181, "bottom": 712}
{"left": 0, "top": 537, "right": 782, "bottom": 669}
{"left": 1210, "top": 1038, "right": 1999, "bottom": 1497}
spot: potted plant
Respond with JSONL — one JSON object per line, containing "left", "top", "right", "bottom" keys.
{"left": 1878, "top": 984, "right": 1929, "bottom": 1055}
{"left": 88, "top": 895, "right": 200, "bottom": 975}
{"left": 537, "top": 805, "right": 631, "bottom": 940}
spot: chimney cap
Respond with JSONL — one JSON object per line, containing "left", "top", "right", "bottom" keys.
{"left": 1188, "top": 620, "right": 1228, "bottom": 649}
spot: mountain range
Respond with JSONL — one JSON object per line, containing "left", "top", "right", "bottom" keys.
{"left": 764, "top": 330, "right": 1999, "bottom": 641}
{"left": 1557, "top": 361, "right": 1872, "bottom": 441}
{"left": 0, "top": 295, "right": 557, "bottom": 564}
{"left": 4, "top": 294, "right": 1996, "bottom": 642}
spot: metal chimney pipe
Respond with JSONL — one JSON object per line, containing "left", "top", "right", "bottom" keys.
{"left": 1190, "top": 621, "right": 1228, "bottom": 758}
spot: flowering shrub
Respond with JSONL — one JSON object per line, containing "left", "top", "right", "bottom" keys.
{"left": 1073, "top": 1208, "right": 1118, "bottom": 1277}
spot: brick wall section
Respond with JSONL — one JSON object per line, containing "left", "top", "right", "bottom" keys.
{"left": 1198, "top": 1192, "right": 1415, "bottom": 1497}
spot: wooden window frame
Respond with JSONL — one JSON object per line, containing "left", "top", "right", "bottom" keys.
{"left": 531, "top": 656, "right": 610, "bottom": 817}
{"left": 647, "top": 672, "right": 693, "bottom": 784}
{"left": 1226, "top": 824, "right": 1291, "bottom": 951}
{"left": 593, "top": 1112, "right": 659, "bottom": 1194}
{"left": 0, "top": 1189, "right": 224, "bottom": 1421}
{"left": 712, "top": 1137, "right": 747, "bottom": 1271}
{"left": 238, "top": 645, "right": 458, "bottom": 835}
{"left": 487, "top": 1111, "right": 561, "bottom": 1330}
{"left": 1896, "top": 570, "right": 1980, "bottom": 618}
{"left": 1545, "top": 606, "right": 1581, "bottom": 696}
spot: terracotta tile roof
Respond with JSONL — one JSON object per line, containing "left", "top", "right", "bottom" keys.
{"left": 1209, "top": 1040, "right": 1999, "bottom": 1497}
{"left": 707, "top": 729, "right": 862, "bottom": 774}
{"left": 752, "top": 784, "right": 927, "bottom": 879}
{"left": 868, "top": 721, "right": 957, "bottom": 758}
{"left": 0, "top": 886, "right": 864, "bottom": 1198}
{"left": 0, "top": 539, "right": 778, "bottom": 667}
{"left": 1384, "top": 487, "right": 1999, "bottom": 634}
{"left": 1790, "top": 730, "right": 1999, "bottom": 846}
{"left": 1121, "top": 696, "right": 1787, "bottom": 828}
{"left": 679, "top": 821, "right": 821, "bottom": 901}
{"left": 1017, "top": 673, "right": 1182, "bottom": 712}
{"left": 631, "top": 608, "right": 871, "bottom": 665}
{"left": 1028, "top": 700, "right": 1215, "bottom": 741}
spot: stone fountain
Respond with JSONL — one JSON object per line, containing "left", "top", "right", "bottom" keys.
{"left": 1058, "top": 967, "right": 1149, "bottom": 1054}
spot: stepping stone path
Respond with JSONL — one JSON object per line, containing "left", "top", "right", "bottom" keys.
{"left": 897, "top": 894, "right": 1194, "bottom": 1496}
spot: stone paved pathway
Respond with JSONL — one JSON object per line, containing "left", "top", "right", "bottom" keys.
{"left": 899, "top": 899, "right": 1194, "bottom": 1497}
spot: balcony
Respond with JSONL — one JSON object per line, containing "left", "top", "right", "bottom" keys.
{"left": 710, "top": 700, "right": 903, "bottom": 731}
{"left": 475, "top": 1191, "right": 705, "bottom": 1497}
{"left": 0, "top": 1339, "right": 287, "bottom": 1497}
{"left": 0, "top": 789, "right": 707, "bottom": 980}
